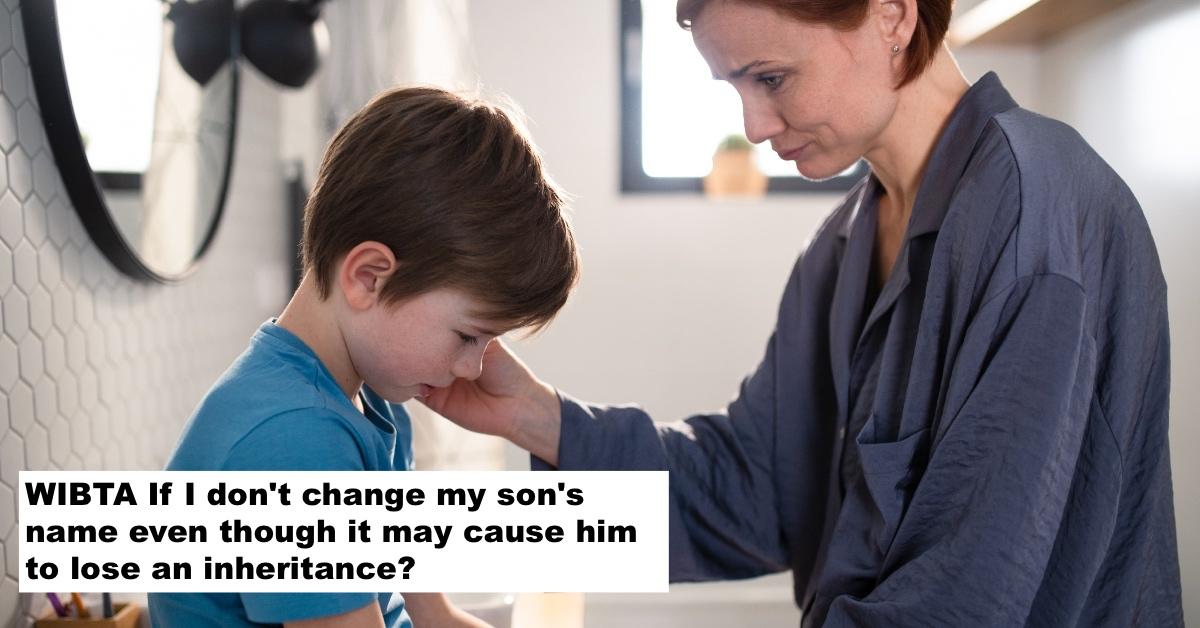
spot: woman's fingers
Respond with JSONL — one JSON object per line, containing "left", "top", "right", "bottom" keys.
{"left": 420, "top": 340, "right": 555, "bottom": 447}
{"left": 418, "top": 379, "right": 510, "bottom": 437}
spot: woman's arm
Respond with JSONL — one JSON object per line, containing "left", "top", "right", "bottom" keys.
{"left": 422, "top": 258, "right": 809, "bottom": 582}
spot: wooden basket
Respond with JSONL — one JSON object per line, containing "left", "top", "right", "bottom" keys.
{"left": 36, "top": 602, "right": 140, "bottom": 628}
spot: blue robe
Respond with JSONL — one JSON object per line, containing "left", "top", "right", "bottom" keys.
{"left": 537, "top": 73, "right": 1183, "bottom": 626}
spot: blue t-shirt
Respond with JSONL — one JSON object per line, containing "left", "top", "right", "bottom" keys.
{"left": 149, "top": 320, "right": 414, "bottom": 628}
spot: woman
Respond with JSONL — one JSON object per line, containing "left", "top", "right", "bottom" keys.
{"left": 426, "top": 0, "right": 1184, "bottom": 625}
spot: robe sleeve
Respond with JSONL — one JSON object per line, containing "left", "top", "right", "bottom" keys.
{"left": 824, "top": 273, "right": 1101, "bottom": 626}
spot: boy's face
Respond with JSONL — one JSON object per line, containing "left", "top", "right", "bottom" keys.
{"left": 346, "top": 287, "right": 506, "bottom": 402}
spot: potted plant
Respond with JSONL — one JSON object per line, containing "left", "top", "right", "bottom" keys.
{"left": 703, "top": 134, "right": 767, "bottom": 198}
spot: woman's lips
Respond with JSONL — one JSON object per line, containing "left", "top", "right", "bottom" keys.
{"left": 777, "top": 142, "right": 811, "bottom": 161}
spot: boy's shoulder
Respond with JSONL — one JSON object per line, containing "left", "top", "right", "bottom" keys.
{"left": 166, "top": 321, "right": 367, "bottom": 471}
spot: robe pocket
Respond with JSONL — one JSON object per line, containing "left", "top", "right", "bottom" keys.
{"left": 856, "top": 419, "right": 929, "bottom": 555}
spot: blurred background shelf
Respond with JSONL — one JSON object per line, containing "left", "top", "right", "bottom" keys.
{"left": 949, "top": 0, "right": 1141, "bottom": 46}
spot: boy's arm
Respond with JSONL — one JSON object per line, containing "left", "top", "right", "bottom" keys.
{"left": 401, "top": 593, "right": 493, "bottom": 628}
{"left": 224, "top": 412, "right": 492, "bottom": 627}
{"left": 283, "top": 601, "right": 386, "bottom": 628}
{"left": 224, "top": 411, "right": 385, "bottom": 624}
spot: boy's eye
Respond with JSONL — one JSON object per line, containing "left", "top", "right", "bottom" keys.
{"left": 455, "top": 332, "right": 479, "bottom": 346}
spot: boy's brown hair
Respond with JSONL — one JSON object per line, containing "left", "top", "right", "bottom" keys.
{"left": 301, "top": 86, "right": 579, "bottom": 331}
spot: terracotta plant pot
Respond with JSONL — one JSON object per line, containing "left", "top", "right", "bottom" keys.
{"left": 703, "top": 148, "right": 768, "bottom": 198}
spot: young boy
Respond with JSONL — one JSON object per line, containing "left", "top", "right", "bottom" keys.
{"left": 148, "top": 87, "right": 579, "bottom": 628}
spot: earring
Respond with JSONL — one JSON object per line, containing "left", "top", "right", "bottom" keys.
{"left": 891, "top": 43, "right": 901, "bottom": 55}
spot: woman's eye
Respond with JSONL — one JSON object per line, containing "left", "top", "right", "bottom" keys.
{"left": 456, "top": 332, "right": 479, "bottom": 346}
{"left": 757, "top": 74, "right": 784, "bottom": 90}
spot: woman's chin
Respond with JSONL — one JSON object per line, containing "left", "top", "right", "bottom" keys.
{"left": 794, "top": 155, "right": 861, "bottom": 182}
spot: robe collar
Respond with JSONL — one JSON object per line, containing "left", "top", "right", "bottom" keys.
{"left": 838, "top": 72, "right": 1020, "bottom": 241}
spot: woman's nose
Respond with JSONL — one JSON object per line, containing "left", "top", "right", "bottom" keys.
{"left": 742, "top": 99, "right": 785, "bottom": 145}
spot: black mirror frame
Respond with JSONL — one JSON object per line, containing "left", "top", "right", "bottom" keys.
{"left": 22, "top": 0, "right": 241, "bottom": 283}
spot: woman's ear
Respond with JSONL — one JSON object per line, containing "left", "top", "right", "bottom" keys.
{"left": 337, "top": 241, "right": 397, "bottom": 311}
{"left": 876, "top": 0, "right": 917, "bottom": 51}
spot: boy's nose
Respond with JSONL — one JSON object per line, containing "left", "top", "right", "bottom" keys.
{"left": 451, "top": 353, "right": 484, "bottom": 381}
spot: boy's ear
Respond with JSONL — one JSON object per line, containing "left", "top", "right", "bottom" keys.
{"left": 338, "top": 242, "right": 397, "bottom": 310}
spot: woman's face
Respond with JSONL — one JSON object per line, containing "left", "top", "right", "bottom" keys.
{"left": 691, "top": 0, "right": 900, "bottom": 180}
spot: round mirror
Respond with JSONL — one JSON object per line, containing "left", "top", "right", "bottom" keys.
{"left": 23, "top": 0, "right": 239, "bottom": 282}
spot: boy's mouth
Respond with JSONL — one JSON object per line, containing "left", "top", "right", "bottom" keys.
{"left": 419, "top": 384, "right": 434, "bottom": 398}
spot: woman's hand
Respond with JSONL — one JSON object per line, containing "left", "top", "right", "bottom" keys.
{"left": 421, "top": 340, "right": 562, "bottom": 465}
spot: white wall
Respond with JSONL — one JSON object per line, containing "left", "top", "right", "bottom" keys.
{"left": 1036, "top": 0, "right": 1200, "bottom": 618}
{"left": 953, "top": 44, "right": 1041, "bottom": 105}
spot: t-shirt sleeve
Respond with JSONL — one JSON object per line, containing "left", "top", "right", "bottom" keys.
{"left": 221, "top": 409, "right": 369, "bottom": 472}
{"left": 221, "top": 410, "right": 378, "bottom": 623}
{"left": 241, "top": 592, "right": 380, "bottom": 625}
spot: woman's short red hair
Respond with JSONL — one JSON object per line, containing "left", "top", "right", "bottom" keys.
{"left": 676, "top": 0, "right": 952, "bottom": 87}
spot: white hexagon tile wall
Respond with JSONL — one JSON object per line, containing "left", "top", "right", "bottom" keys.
{"left": 0, "top": 2, "right": 295, "bottom": 626}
